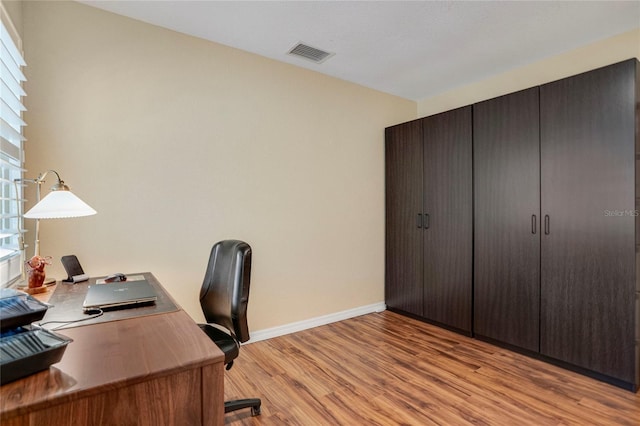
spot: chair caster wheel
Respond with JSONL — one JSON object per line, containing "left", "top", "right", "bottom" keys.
{"left": 251, "top": 406, "right": 261, "bottom": 416}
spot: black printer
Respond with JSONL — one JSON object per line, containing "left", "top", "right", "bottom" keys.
{"left": 0, "top": 288, "right": 72, "bottom": 385}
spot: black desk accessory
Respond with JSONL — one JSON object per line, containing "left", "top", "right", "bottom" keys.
{"left": 61, "top": 255, "right": 89, "bottom": 283}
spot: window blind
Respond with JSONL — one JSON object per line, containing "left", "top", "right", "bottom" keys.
{"left": 0, "top": 9, "right": 26, "bottom": 287}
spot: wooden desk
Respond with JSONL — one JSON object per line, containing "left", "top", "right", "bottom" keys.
{"left": 0, "top": 274, "right": 224, "bottom": 426}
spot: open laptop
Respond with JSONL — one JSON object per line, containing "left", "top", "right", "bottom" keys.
{"left": 83, "top": 280, "right": 157, "bottom": 312}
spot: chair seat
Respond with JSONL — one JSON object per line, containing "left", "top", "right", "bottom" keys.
{"left": 198, "top": 323, "right": 239, "bottom": 365}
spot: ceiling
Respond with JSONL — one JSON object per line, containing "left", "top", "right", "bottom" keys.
{"left": 79, "top": 1, "right": 640, "bottom": 101}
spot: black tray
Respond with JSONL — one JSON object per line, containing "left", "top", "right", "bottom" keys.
{"left": 0, "top": 289, "right": 49, "bottom": 332}
{"left": 0, "top": 327, "right": 73, "bottom": 385}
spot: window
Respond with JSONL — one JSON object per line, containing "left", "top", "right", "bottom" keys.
{"left": 0, "top": 8, "right": 26, "bottom": 287}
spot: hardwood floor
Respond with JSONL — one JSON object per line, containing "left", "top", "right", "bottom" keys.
{"left": 224, "top": 311, "right": 639, "bottom": 425}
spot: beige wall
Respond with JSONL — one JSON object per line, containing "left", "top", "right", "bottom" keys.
{"left": 22, "top": 1, "right": 416, "bottom": 330}
{"left": 418, "top": 28, "right": 640, "bottom": 117}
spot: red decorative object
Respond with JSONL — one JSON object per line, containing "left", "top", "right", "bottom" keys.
{"left": 25, "top": 255, "right": 52, "bottom": 288}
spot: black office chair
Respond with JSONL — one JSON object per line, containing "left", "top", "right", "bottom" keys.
{"left": 198, "top": 240, "right": 262, "bottom": 417}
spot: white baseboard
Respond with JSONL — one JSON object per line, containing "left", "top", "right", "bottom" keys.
{"left": 247, "top": 302, "right": 387, "bottom": 344}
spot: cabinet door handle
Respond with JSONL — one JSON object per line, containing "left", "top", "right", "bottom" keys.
{"left": 416, "top": 213, "right": 422, "bottom": 229}
{"left": 544, "top": 215, "right": 550, "bottom": 235}
{"left": 424, "top": 214, "right": 430, "bottom": 229}
{"left": 532, "top": 215, "right": 537, "bottom": 234}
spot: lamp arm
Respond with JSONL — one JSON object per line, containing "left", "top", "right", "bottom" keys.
{"left": 33, "top": 169, "right": 65, "bottom": 188}
{"left": 34, "top": 169, "right": 62, "bottom": 182}
{"left": 15, "top": 169, "right": 63, "bottom": 186}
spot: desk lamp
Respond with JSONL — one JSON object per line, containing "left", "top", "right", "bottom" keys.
{"left": 15, "top": 170, "right": 96, "bottom": 291}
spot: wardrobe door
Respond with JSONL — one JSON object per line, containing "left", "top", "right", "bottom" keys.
{"left": 385, "top": 120, "right": 424, "bottom": 316}
{"left": 422, "top": 107, "right": 473, "bottom": 332}
{"left": 540, "top": 60, "right": 636, "bottom": 383}
{"left": 473, "top": 88, "right": 541, "bottom": 351}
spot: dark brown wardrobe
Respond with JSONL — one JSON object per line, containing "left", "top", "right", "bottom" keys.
{"left": 386, "top": 59, "right": 639, "bottom": 390}
{"left": 473, "top": 87, "right": 541, "bottom": 353}
{"left": 385, "top": 107, "right": 473, "bottom": 333}
{"left": 539, "top": 60, "right": 637, "bottom": 386}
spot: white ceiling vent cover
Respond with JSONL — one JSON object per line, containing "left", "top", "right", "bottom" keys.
{"left": 288, "top": 42, "right": 335, "bottom": 64}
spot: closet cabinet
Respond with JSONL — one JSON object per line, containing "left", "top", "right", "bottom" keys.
{"left": 386, "top": 58, "right": 639, "bottom": 390}
{"left": 473, "top": 59, "right": 638, "bottom": 387}
{"left": 473, "top": 87, "right": 541, "bottom": 352}
{"left": 385, "top": 120, "right": 423, "bottom": 317}
{"left": 539, "top": 59, "right": 637, "bottom": 385}
{"left": 385, "top": 107, "right": 473, "bottom": 333}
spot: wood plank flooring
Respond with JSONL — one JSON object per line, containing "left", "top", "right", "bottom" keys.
{"left": 224, "top": 311, "right": 639, "bottom": 425}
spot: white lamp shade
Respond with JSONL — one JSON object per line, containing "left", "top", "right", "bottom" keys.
{"left": 24, "top": 190, "right": 97, "bottom": 219}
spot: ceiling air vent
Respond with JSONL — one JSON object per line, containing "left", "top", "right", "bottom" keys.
{"left": 288, "top": 42, "right": 334, "bottom": 64}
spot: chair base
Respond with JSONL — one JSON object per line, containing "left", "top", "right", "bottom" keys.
{"left": 225, "top": 398, "right": 262, "bottom": 416}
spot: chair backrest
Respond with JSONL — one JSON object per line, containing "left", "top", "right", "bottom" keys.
{"left": 199, "top": 240, "right": 253, "bottom": 343}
